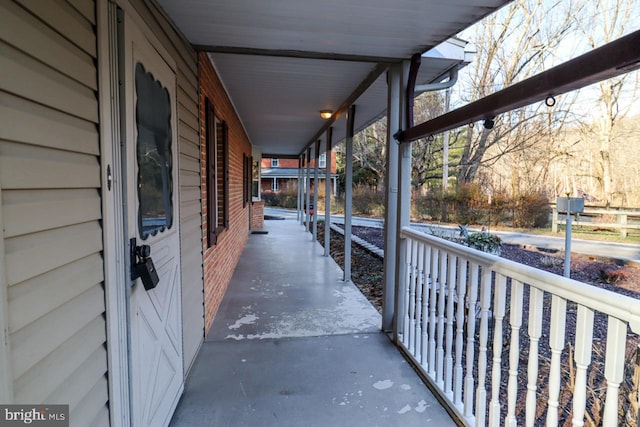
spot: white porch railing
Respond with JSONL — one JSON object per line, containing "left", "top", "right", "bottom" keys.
{"left": 398, "top": 226, "right": 640, "bottom": 427}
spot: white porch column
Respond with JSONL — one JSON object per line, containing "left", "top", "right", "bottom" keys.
{"left": 344, "top": 105, "right": 356, "bottom": 282}
{"left": 312, "top": 141, "right": 320, "bottom": 241}
{"left": 305, "top": 147, "right": 312, "bottom": 231}
{"left": 394, "top": 61, "right": 411, "bottom": 343}
{"left": 297, "top": 155, "right": 302, "bottom": 222}
{"left": 382, "top": 64, "right": 402, "bottom": 333}
{"left": 324, "top": 127, "right": 333, "bottom": 257}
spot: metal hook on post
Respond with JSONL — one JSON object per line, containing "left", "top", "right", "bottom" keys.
{"left": 545, "top": 95, "right": 556, "bottom": 107}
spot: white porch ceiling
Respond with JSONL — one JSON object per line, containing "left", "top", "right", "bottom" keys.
{"left": 156, "top": 0, "right": 511, "bottom": 156}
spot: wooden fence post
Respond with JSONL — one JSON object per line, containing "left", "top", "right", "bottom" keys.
{"left": 618, "top": 213, "right": 628, "bottom": 238}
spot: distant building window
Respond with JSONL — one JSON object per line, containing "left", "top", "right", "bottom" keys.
{"left": 271, "top": 158, "right": 279, "bottom": 167}
{"left": 319, "top": 153, "right": 326, "bottom": 169}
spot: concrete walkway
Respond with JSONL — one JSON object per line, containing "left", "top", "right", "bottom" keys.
{"left": 170, "top": 219, "right": 456, "bottom": 427}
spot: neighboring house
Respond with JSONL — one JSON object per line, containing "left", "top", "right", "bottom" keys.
{"left": 261, "top": 154, "right": 338, "bottom": 194}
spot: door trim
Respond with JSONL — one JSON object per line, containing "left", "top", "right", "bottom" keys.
{"left": 0, "top": 182, "right": 13, "bottom": 403}
{"left": 98, "top": 0, "right": 131, "bottom": 425}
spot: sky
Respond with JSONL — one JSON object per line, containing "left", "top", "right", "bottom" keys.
{"left": 449, "top": 0, "right": 640, "bottom": 121}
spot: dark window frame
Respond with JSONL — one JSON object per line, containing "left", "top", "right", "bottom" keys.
{"left": 206, "top": 98, "right": 229, "bottom": 247}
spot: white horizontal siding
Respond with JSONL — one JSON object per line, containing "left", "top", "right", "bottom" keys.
{"left": 0, "top": 93, "right": 100, "bottom": 155}
{"left": 15, "top": 0, "right": 97, "bottom": 57}
{"left": 14, "top": 315, "right": 106, "bottom": 403}
{"left": 0, "top": 1, "right": 97, "bottom": 90}
{"left": 0, "top": 42, "right": 98, "bottom": 123}
{"left": 8, "top": 254, "right": 103, "bottom": 333}
{"left": 0, "top": 1, "right": 108, "bottom": 424}
{"left": 4, "top": 221, "right": 103, "bottom": 286}
{"left": 180, "top": 137, "right": 201, "bottom": 161}
{"left": 11, "top": 284, "right": 105, "bottom": 381}
{"left": 2, "top": 189, "right": 101, "bottom": 238}
{"left": 0, "top": 141, "right": 101, "bottom": 190}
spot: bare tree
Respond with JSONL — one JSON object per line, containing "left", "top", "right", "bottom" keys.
{"left": 456, "top": 0, "right": 577, "bottom": 183}
{"left": 351, "top": 119, "right": 388, "bottom": 191}
{"left": 574, "top": 0, "right": 639, "bottom": 206}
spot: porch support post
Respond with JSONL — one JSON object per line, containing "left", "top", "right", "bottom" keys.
{"left": 297, "top": 155, "right": 302, "bottom": 222}
{"left": 344, "top": 105, "right": 356, "bottom": 282}
{"left": 300, "top": 153, "right": 306, "bottom": 225}
{"left": 382, "top": 64, "right": 402, "bottom": 333}
{"left": 305, "top": 146, "right": 312, "bottom": 232}
{"left": 394, "top": 61, "right": 411, "bottom": 342}
{"left": 324, "top": 127, "right": 333, "bottom": 257}
{"left": 312, "top": 140, "right": 320, "bottom": 241}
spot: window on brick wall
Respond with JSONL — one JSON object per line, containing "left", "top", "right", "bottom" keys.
{"left": 243, "top": 153, "right": 250, "bottom": 208}
{"left": 319, "top": 153, "right": 326, "bottom": 169}
{"left": 206, "top": 98, "right": 228, "bottom": 247}
{"left": 271, "top": 158, "right": 279, "bottom": 167}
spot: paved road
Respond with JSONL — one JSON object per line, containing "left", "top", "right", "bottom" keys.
{"left": 264, "top": 207, "right": 640, "bottom": 263}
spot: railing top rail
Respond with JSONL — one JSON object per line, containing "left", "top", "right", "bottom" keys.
{"left": 551, "top": 205, "right": 640, "bottom": 215}
{"left": 401, "top": 226, "right": 640, "bottom": 333}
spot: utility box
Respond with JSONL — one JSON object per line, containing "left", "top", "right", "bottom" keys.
{"left": 556, "top": 197, "right": 584, "bottom": 214}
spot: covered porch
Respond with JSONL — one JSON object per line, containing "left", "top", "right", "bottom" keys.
{"left": 170, "top": 218, "right": 456, "bottom": 426}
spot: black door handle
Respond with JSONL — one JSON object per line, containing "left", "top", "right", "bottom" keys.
{"left": 130, "top": 238, "right": 160, "bottom": 290}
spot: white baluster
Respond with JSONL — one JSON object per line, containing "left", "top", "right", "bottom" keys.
{"left": 436, "top": 250, "right": 447, "bottom": 386}
{"left": 506, "top": 279, "right": 524, "bottom": 427}
{"left": 464, "top": 262, "right": 479, "bottom": 419}
{"left": 408, "top": 239, "right": 418, "bottom": 353}
{"left": 428, "top": 248, "right": 439, "bottom": 378}
{"left": 403, "top": 237, "right": 412, "bottom": 346}
{"left": 415, "top": 242, "right": 425, "bottom": 361}
{"left": 445, "top": 253, "right": 457, "bottom": 397}
{"left": 602, "top": 317, "right": 626, "bottom": 426}
{"left": 454, "top": 256, "right": 468, "bottom": 407}
{"left": 571, "top": 306, "right": 594, "bottom": 427}
{"left": 475, "top": 267, "right": 492, "bottom": 427}
{"left": 488, "top": 274, "right": 507, "bottom": 426}
{"left": 421, "top": 244, "right": 431, "bottom": 367}
{"left": 546, "top": 295, "right": 567, "bottom": 427}
{"left": 526, "top": 287, "right": 544, "bottom": 427}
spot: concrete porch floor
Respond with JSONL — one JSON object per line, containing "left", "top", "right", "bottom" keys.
{"left": 170, "top": 219, "right": 456, "bottom": 427}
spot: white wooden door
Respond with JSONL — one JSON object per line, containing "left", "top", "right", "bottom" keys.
{"left": 123, "top": 17, "right": 184, "bottom": 427}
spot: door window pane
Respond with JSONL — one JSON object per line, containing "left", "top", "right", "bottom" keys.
{"left": 135, "top": 63, "right": 173, "bottom": 239}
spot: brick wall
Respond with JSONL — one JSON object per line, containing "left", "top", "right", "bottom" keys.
{"left": 199, "top": 52, "right": 252, "bottom": 332}
{"left": 252, "top": 200, "right": 264, "bottom": 229}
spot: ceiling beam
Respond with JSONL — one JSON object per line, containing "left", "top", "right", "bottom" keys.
{"left": 397, "top": 29, "right": 640, "bottom": 143}
{"left": 195, "top": 44, "right": 402, "bottom": 64}
{"left": 301, "top": 63, "right": 390, "bottom": 155}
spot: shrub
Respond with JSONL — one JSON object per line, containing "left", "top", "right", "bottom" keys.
{"left": 465, "top": 231, "right": 502, "bottom": 255}
{"left": 351, "top": 185, "right": 384, "bottom": 216}
{"left": 599, "top": 268, "right": 628, "bottom": 284}
{"left": 513, "top": 189, "right": 550, "bottom": 228}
